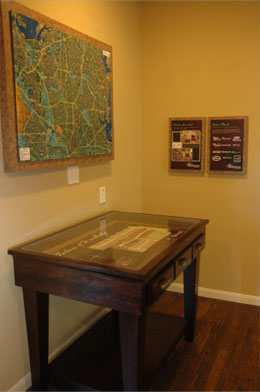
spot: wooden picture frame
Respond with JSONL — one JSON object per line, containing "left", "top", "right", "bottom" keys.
{"left": 0, "top": 1, "right": 114, "bottom": 172}
{"left": 207, "top": 116, "right": 248, "bottom": 174}
{"left": 169, "top": 117, "right": 205, "bottom": 173}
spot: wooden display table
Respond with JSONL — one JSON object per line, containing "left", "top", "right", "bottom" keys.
{"left": 9, "top": 211, "right": 208, "bottom": 391}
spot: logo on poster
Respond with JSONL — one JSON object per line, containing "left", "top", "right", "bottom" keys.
{"left": 212, "top": 155, "right": 221, "bottom": 162}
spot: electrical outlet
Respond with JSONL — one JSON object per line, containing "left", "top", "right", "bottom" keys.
{"left": 99, "top": 186, "right": 106, "bottom": 204}
{"left": 67, "top": 166, "right": 79, "bottom": 185}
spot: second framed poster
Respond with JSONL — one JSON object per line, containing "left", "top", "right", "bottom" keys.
{"left": 169, "top": 117, "right": 205, "bottom": 172}
{"left": 207, "top": 116, "right": 248, "bottom": 174}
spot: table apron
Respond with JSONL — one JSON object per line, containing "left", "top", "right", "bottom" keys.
{"left": 13, "top": 258, "right": 144, "bottom": 315}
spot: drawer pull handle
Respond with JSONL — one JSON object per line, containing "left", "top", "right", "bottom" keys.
{"left": 196, "top": 243, "right": 203, "bottom": 251}
{"left": 179, "top": 257, "right": 187, "bottom": 267}
{"left": 159, "top": 277, "right": 171, "bottom": 290}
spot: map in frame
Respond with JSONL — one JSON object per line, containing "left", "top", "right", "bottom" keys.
{"left": 10, "top": 10, "right": 113, "bottom": 164}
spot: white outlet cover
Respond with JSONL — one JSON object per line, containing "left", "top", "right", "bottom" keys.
{"left": 67, "top": 166, "right": 80, "bottom": 185}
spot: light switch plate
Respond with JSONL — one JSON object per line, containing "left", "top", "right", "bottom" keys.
{"left": 99, "top": 186, "right": 106, "bottom": 204}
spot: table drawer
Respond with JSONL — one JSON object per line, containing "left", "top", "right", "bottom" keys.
{"left": 193, "top": 234, "right": 205, "bottom": 260}
{"left": 148, "top": 263, "right": 174, "bottom": 304}
{"left": 175, "top": 246, "right": 193, "bottom": 278}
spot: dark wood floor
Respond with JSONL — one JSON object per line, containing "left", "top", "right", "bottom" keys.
{"left": 151, "top": 292, "right": 260, "bottom": 391}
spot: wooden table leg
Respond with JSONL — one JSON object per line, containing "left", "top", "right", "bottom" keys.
{"left": 184, "top": 256, "right": 200, "bottom": 341}
{"left": 118, "top": 312, "right": 145, "bottom": 391}
{"left": 23, "top": 288, "right": 49, "bottom": 390}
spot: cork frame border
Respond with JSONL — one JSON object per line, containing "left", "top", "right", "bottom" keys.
{"left": 169, "top": 117, "right": 206, "bottom": 173}
{"left": 0, "top": 1, "right": 114, "bottom": 172}
{"left": 207, "top": 116, "right": 248, "bottom": 175}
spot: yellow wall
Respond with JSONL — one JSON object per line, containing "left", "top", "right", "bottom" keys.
{"left": 141, "top": 1, "right": 260, "bottom": 296}
{"left": 0, "top": 1, "right": 260, "bottom": 390}
{"left": 0, "top": 1, "right": 142, "bottom": 390}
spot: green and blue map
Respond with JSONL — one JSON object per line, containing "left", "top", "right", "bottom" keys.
{"left": 11, "top": 11, "right": 112, "bottom": 162}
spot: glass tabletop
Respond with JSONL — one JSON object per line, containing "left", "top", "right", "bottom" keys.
{"left": 22, "top": 211, "right": 200, "bottom": 270}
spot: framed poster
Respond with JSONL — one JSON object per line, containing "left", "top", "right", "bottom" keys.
{"left": 207, "top": 116, "right": 248, "bottom": 174}
{"left": 0, "top": 2, "right": 113, "bottom": 172}
{"left": 169, "top": 117, "right": 205, "bottom": 172}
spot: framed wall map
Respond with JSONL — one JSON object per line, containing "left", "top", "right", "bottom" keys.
{"left": 207, "top": 116, "right": 248, "bottom": 174}
{"left": 169, "top": 117, "right": 205, "bottom": 173}
{"left": 0, "top": 1, "right": 113, "bottom": 172}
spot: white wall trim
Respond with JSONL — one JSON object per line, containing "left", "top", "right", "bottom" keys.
{"left": 8, "top": 308, "right": 110, "bottom": 392}
{"left": 7, "top": 373, "right": 31, "bottom": 392}
{"left": 168, "top": 282, "right": 260, "bottom": 307}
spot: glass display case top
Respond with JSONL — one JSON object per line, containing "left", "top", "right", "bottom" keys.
{"left": 21, "top": 211, "right": 200, "bottom": 270}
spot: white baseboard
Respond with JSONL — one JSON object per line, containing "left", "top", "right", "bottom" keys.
{"left": 168, "top": 282, "right": 260, "bottom": 306}
{"left": 8, "top": 307, "right": 110, "bottom": 392}
{"left": 8, "top": 373, "right": 31, "bottom": 392}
